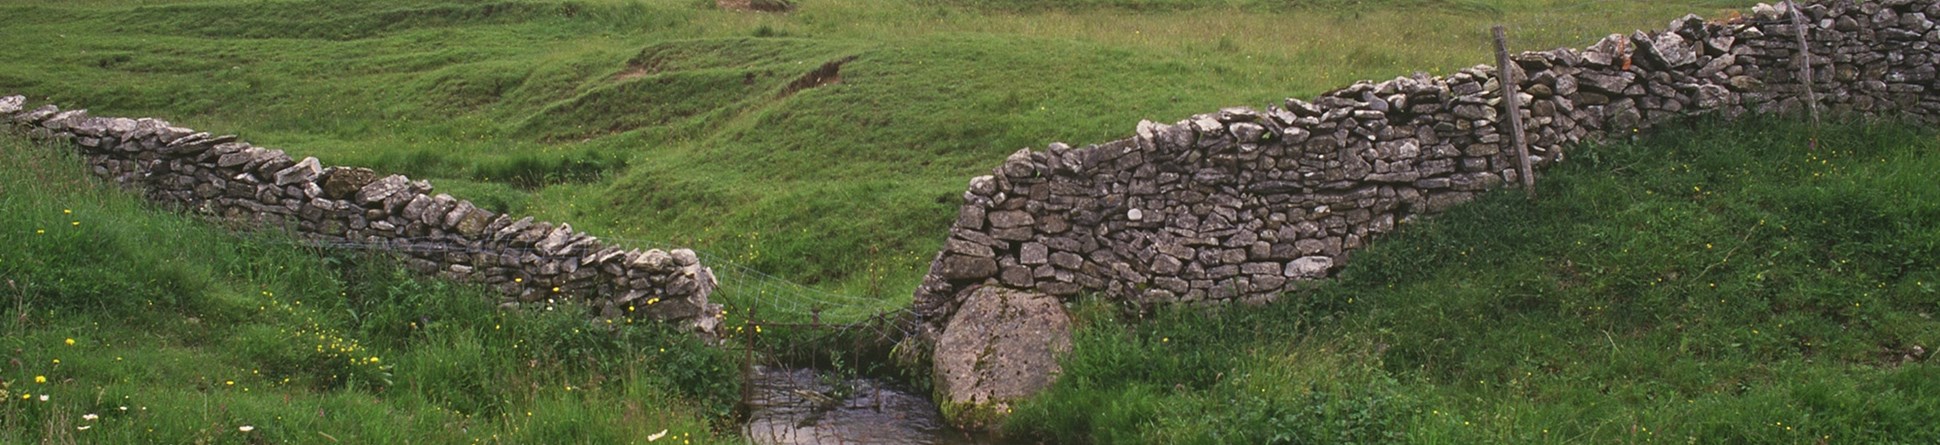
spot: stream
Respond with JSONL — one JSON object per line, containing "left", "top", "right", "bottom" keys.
{"left": 743, "top": 367, "right": 1000, "bottom": 445}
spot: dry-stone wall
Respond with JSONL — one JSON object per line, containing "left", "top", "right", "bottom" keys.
{"left": 0, "top": 95, "right": 723, "bottom": 334}
{"left": 914, "top": 0, "right": 1940, "bottom": 337}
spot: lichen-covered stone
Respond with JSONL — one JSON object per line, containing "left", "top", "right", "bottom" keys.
{"left": 933, "top": 286, "right": 1071, "bottom": 431}
{"left": 320, "top": 167, "right": 377, "bottom": 200}
{"left": 0, "top": 95, "right": 24, "bottom": 114}
{"left": 937, "top": 254, "right": 999, "bottom": 281}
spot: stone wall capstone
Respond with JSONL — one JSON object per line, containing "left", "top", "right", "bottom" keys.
{"left": 912, "top": 0, "right": 1940, "bottom": 339}
{"left": 0, "top": 95, "right": 723, "bottom": 334}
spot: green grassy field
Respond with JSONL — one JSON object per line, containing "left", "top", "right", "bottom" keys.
{"left": 0, "top": 133, "right": 742, "bottom": 444}
{"left": 0, "top": 0, "right": 1757, "bottom": 310}
{"left": 1005, "top": 119, "right": 1940, "bottom": 443}
{"left": 16, "top": 0, "right": 1935, "bottom": 443}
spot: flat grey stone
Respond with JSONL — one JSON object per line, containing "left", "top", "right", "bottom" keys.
{"left": 273, "top": 157, "right": 322, "bottom": 186}
{"left": 1286, "top": 256, "right": 1334, "bottom": 279}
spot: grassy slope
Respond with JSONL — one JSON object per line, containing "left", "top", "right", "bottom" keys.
{"left": 1006, "top": 119, "right": 1940, "bottom": 444}
{"left": 0, "top": 132, "right": 741, "bottom": 444}
{"left": 0, "top": 0, "right": 1755, "bottom": 313}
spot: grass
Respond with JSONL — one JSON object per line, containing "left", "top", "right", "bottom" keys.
{"left": 0, "top": 131, "right": 742, "bottom": 444}
{"left": 0, "top": 0, "right": 1758, "bottom": 313}
{"left": 1002, "top": 118, "right": 1940, "bottom": 444}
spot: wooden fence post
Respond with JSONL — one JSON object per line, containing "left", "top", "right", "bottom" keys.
{"left": 739, "top": 305, "right": 757, "bottom": 419}
{"left": 1492, "top": 25, "right": 1537, "bottom": 198}
{"left": 1785, "top": 0, "right": 1822, "bottom": 131}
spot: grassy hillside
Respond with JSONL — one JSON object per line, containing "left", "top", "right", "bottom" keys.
{"left": 0, "top": 0, "right": 1756, "bottom": 309}
{"left": 0, "top": 132, "right": 741, "bottom": 444}
{"left": 1005, "top": 119, "right": 1940, "bottom": 443}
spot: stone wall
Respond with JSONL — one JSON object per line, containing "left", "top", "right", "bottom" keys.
{"left": 913, "top": 0, "right": 1940, "bottom": 337}
{"left": 0, "top": 95, "right": 723, "bottom": 334}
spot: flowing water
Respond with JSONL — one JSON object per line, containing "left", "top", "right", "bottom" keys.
{"left": 743, "top": 367, "right": 998, "bottom": 445}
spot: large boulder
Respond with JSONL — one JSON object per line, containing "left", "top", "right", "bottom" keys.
{"left": 932, "top": 285, "right": 1072, "bottom": 430}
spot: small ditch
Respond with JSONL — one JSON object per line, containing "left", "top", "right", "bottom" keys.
{"left": 777, "top": 56, "right": 858, "bottom": 100}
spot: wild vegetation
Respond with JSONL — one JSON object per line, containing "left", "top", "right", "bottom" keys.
{"left": 0, "top": 133, "right": 741, "bottom": 444}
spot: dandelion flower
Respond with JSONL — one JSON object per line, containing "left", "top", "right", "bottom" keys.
{"left": 34, "top": 376, "right": 46, "bottom": 384}
{"left": 64, "top": 338, "right": 75, "bottom": 346}
{"left": 239, "top": 426, "right": 255, "bottom": 432}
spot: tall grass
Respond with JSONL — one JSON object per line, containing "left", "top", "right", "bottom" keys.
{"left": 0, "top": 131, "right": 741, "bottom": 444}
{"left": 1005, "top": 118, "right": 1940, "bottom": 443}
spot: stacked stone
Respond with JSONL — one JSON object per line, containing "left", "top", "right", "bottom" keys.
{"left": 913, "top": 0, "right": 1940, "bottom": 336}
{"left": 0, "top": 95, "right": 722, "bottom": 334}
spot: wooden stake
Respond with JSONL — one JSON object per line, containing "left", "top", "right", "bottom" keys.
{"left": 1492, "top": 25, "right": 1537, "bottom": 198}
{"left": 1786, "top": 0, "right": 1822, "bottom": 130}
{"left": 739, "top": 305, "right": 757, "bottom": 419}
